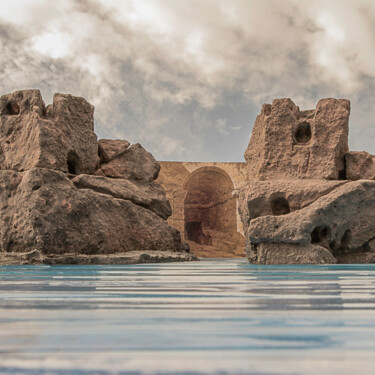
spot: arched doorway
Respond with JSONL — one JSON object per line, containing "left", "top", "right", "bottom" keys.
{"left": 183, "top": 167, "right": 244, "bottom": 257}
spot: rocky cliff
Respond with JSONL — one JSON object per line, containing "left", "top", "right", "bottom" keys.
{"left": 240, "top": 98, "right": 375, "bottom": 264}
{"left": 0, "top": 90, "right": 195, "bottom": 265}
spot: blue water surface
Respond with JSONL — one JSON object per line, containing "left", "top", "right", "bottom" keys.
{"left": 1, "top": 258, "right": 375, "bottom": 374}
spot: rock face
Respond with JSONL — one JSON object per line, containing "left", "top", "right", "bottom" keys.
{"left": 0, "top": 90, "right": 194, "bottom": 265}
{"left": 244, "top": 98, "right": 350, "bottom": 180}
{"left": 345, "top": 151, "right": 375, "bottom": 181}
{"left": 240, "top": 98, "right": 375, "bottom": 264}
{"left": 0, "top": 90, "right": 99, "bottom": 174}
{"left": 96, "top": 141, "right": 161, "bottom": 182}
{"left": 246, "top": 181, "right": 375, "bottom": 264}
{"left": 72, "top": 174, "right": 172, "bottom": 220}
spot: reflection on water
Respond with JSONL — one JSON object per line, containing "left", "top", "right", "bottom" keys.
{"left": 1, "top": 259, "right": 375, "bottom": 374}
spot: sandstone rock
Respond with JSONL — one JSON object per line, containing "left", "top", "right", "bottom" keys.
{"left": 368, "top": 238, "right": 375, "bottom": 252}
{"left": 0, "top": 168, "right": 187, "bottom": 256}
{"left": 72, "top": 174, "right": 172, "bottom": 219}
{"left": 248, "top": 180, "right": 375, "bottom": 262}
{"left": 238, "top": 179, "right": 346, "bottom": 228}
{"left": 0, "top": 249, "right": 197, "bottom": 265}
{"left": 345, "top": 151, "right": 375, "bottom": 180}
{"left": 244, "top": 98, "right": 350, "bottom": 180}
{"left": 98, "top": 139, "right": 130, "bottom": 163}
{"left": 97, "top": 142, "right": 160, "bottom": 182}
{"left": 246, "top": 242, "right": 337, "bottom": 265}
{"left": 0, "top": 90, "right": 99, "bottom": 174}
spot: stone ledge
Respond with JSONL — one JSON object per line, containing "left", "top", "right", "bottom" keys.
{"left": 0, "top": 250, "right": 198, "bottom": 265}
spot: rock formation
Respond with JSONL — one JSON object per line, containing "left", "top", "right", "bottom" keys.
{"left": 240, "top": 98, "right": 375, "bottom": 264}
{"left": 0, "top": 90, "right": 195, "bottom": 265}
{"left": 244, "top": 98, "right": 349, "bottom": 180}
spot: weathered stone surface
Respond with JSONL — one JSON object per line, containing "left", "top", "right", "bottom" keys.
{"left": 346, "top": 151, "right": 375, "bottom": 180}
{"left": 244, "top": 98, "right": 350, "bottom": 180}
{"left": 238, "top": 179, "right": 346, "bottom": 228}
{"left": 368, "top": 238, "right": 375, "bottom": 252}
{"left": 98, "top": 139, "right": 130, "bottom": 163}
{"left": 0, "top": 168, "right": 187, "bottom": 256}
{"left": 0, "top": 249, "right": 197, "bottom": 265}
{"left": 0, "top": 90, "right": 99, "bottom": 174}
{"left": 247, "top": 180, "right": 375, "bottom": 262}
{"left": 72, "top": 174, "right": 172, "bottom": 219}
{"left": 246, "top": 243, "right": 337, "bottom": 265}
{"left": 97, "top": 142, "right": 160, "bottom": 182}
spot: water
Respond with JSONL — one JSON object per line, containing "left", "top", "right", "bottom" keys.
{"left": 1, "top": 259, "right": 375, "bottom": 374}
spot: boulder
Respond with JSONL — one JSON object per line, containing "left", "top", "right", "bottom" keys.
{"left": 238, "top": 179, "right": 346, "bottom": 228}
{"left": 244, "top": 98, "right": 350, "bottom": 180}
{"left": 345, "top": 151, "right": 375, "bottom": 180}
{"left": 96, "top": 142, "right": 161, "bottom": 182}
{"left": 0, "top": 168, "right": 187, "bottom": 257}
{"left": 247, "top": 180, "right": 375, "bottom": 263}
{"left": 246, "top": 243, "right": 337, "bottom": 265}
{"left": 0, "top": 90, "right": 99, "bottom": 174}
{"left": 0, "top": 249, "right": 197, "bottom": 265}
{"left": 98, "top": 139, "right": 130, "bottom": 163}
{"left": 72, "top": 174, "right": 172, "bottom": 219}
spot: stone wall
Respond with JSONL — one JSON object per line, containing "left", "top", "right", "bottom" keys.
{"left": 156, "top": 162, "right": 247, "bottom": 257}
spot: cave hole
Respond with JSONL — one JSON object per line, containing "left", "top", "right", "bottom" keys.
{"left": 311, "top": 225, "right": 331, "bottom": 245}
{"left": 67, "top": 151, "right": 81, "bottom": 175}
{"left": 295, "top": 122, "right": 312, "bottom": 144}
{"left": 4, "top": 101, "right": 20, "bottom": 116}
{"left": 271, "top": 196, "right": 290, "bottom": 216}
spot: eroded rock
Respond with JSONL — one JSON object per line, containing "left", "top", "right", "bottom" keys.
{"left": 97, "top": 142, "right": 161, "bottom": 182}
{"left": 244, "top": 98, "right": 350, "bottom": 180}
{"left": 239, "top": 179, "right": 346, "bottom": 228}
{"left": 0, "top": 90, "right": 99, "bottom": 174}
{"left": 98, "top": 139, "right": 131, "bottom": 163}
{"left": 247, "top": 180, "right": 375, "bottom": 263}
{"left": 247, "top": 243, "right": 337, "bottom": 265}
{"left": 346, "top": 151, "right": 375, "bottom": 180}
{"left": 72, "top": 174, "right": 172, "bottom": 219}
{"left": 0, "top": 168, "right": 186, "bottom": 256}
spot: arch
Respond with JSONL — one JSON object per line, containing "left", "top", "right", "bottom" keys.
{"left": 183, "top": 166, "right": 243, "bottom": 257}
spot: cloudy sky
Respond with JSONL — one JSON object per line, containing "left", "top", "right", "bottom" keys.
{"left": 0, "top": 0, "right": 374, "bottom": 161}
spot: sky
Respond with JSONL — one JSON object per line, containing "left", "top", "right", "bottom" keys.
{"left": 0, "top": 0, "right": 374, "bottom": 162}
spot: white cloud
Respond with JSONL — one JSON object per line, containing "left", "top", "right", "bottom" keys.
{"left": 0, "top": 0, "right": 375, "bottom": 161}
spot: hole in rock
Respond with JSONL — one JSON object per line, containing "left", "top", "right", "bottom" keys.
{"left": 295, "top": 122, "right": 311, "bottom": 144}
{"left": 248, "top": 197, "right": 270, "bottom": 221}
{"left": 271, "top": 196, "right": 290, "bottom": 216}
{"left": 67, "top": 151, "right": 81, "bottom": 175}
{"left": 311, "top": 225, "right": 331, "bottom": 246}
{"left": 4, "top": 101, "right": 20, "bottom": 116}
{"left": 184, "top": 167, "right": 243, "bottom": 256}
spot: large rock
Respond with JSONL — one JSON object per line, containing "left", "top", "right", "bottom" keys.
{"left": 244, "top": 98, "right": 350, "bottom": 180}
{"left": 238, "top": 179, "right": 346, "bottom": 227}
{"left": 0, "top": 168, "right": 187, "bottom": 257}
{"left": 246, "top": 243, "right": 337, "bottom": 265}
{"left": 72, "top": 174, "right": 172, "bottom": 219}
{"left": 96, "top": 141, "right": 160, "bottom": 182}
{"left": 0, "top": 90, "right": 99, "bottom": 174}
{"left": 98, "top": 139, "right": 130, "bottom": 163}
{"left": 345, "top": 151, "right": 375, "bottom": 180}
{"left": 247, "top": 180, "right": 375, "bottom": 263}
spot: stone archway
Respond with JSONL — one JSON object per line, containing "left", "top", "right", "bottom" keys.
{"left": 183, "top": 167, "right": 243, "bottom": 257}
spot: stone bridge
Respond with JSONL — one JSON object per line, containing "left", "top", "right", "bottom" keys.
{"left": 156, "top": 162, "right": 247, "bottom": 257}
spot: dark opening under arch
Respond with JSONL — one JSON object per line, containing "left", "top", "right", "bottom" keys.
{"left": 183, "top": 167, "right": 243, "bottom": 257}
